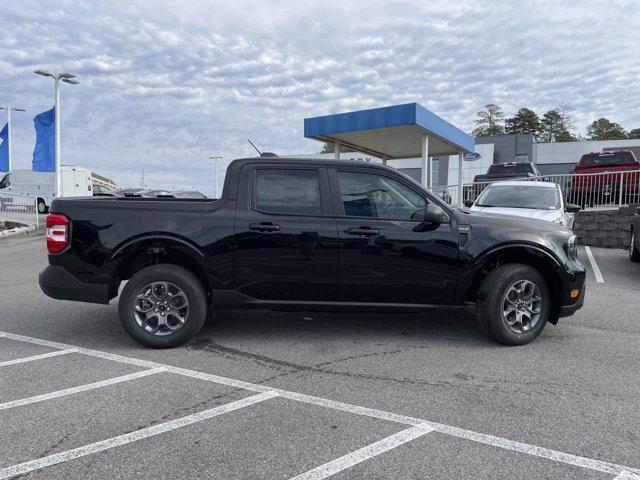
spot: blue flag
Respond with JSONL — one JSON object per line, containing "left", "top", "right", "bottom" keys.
{"left": 0, "top": 123, "right": 8, "bottom": 172}
{"left": 32, "top": 107, "right": 55, "bottom": 172}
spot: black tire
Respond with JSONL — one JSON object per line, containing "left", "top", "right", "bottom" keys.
{"left": 630, "top": 229, "right": 640, "bottom": 263}
{"left": 476, "top": 264, "right": 550, "bottom": 346}
{"left": 118, "top": 264, "right": 207, "bottom": 348}
{"left": 37, "top": 198, "right": 48, "bottom": 214}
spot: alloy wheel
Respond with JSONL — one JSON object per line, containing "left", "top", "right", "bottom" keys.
{"left": 132, "top": 281, "right": 189, "bottom": 336}
{"left": 501, "top": 279, "right": 543, "bottom": 334}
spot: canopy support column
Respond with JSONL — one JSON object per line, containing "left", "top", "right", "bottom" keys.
{"left": 420, "top": 135, "right": 430, "bottom": 189}
{"left": 457, "top": 152, "right": 464, "bottom": 206}
{"left": 334, "top": 141, "right": 340, "bottom": 161}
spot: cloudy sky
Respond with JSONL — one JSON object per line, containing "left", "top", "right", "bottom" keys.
{"left": 2, "top": 0, "right": 639, "bottom": 195}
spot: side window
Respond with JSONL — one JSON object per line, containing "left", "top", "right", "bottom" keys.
{"left": 0, "top": 174, "right": 11, "bottom": 189}
{"left": 253, "top": 169, "right": 321, "bottom": 216}
{"left": 337, "top": 171, "right": 426, "bottom": 220}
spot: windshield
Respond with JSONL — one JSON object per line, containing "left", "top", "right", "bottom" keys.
{"left": 579, "top": 152, "right": 636, "bottom": 167}
{"left": 475, "top": 185, "right": 560, "bottom": 210}
{"left": 0, "top": 174, "right": 10, "bottom": 189}
{"left": 487, "top": 164, "right": 534, "bottom": 175}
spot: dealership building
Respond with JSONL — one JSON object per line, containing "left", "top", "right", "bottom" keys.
{"left": 302, "top": 135, "right": 640, "bottom": 189}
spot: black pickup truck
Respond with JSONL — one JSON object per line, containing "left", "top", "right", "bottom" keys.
{"left": 473, "top": 162, "right": 541, "bottom": 184}
{"left": 40, "top": 156, "right": 585, "bottom": 348}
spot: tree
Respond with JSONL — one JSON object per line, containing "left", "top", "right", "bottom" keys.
{"left": 319, "top": 143, "right": 353, "bottom": 154}
{"left": 505, "top": 108, "right": 541, "bottom": 136}
{"left": 586, "top": 118, "right": 627, "bottom": 141}
{"left": 471, "top": 104, "right": 505, "bottom": 137}
{"left": 557, "top": 102, "right": 576, "bottom": 133}
{"left": 539, "top": 109, "right": 573, "bottom": 142}
{"left": 627, "top": 128, "right": 640, "bottom": 139}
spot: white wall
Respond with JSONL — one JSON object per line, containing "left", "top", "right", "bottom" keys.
{"left": 444, "top": 143, "right": 494, "bottom": 186}
{"left": 535, "top": 139, "right": 640, "bottom": 165}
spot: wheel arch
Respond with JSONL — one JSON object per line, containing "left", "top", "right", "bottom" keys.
{"left": 463, "top": 244, "right": 564, "bottom": 324}
{"left": 111, "top": 235, "right": 212, "bottom": 302}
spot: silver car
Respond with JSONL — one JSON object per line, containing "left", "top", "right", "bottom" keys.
{"left": 466, "top": 180, "right": 580, "bottom": 229}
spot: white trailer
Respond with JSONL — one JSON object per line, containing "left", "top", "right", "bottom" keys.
{"left": 0, "top": 166, "right": 92, "bottom": 213}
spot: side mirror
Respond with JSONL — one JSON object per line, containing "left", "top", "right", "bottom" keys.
{"left": 463, "top": 199, "right": 474, "bottom": 208}
{"left": 566, "top": 204, "right": 581, "bottom": 213}
{"left": 423, "top": 204, "right": 446, "bottom": 224}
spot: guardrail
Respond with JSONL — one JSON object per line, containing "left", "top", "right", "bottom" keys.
{"left": 0, "top": 192, "right": 39, "bottom": 227}
{"left": 435, "top": 170, "right": 640, "bottom": 210}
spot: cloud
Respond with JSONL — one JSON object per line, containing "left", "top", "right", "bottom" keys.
{"left": 1, "top": 0, "right": 639, "bottom": 195}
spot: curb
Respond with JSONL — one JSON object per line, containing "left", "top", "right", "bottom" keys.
{"left": 0, "top": 224, "right": 39, "bottom": 239}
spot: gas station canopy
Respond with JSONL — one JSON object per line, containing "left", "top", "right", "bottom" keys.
{"left": 304, "top": 102, "right": 475, "bottom": 205}
{"left": 304, "top": 102, "right": 474, "bottom": 160}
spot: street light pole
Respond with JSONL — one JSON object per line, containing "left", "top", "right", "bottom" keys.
{"left": 0, "top": 106, "right": 26, "bottom": 172}
{"left": 34, "top": 70, "right": 78, "bottom": 198}
{"left": 208, "top": 155, "right": 222, "bottom": 198}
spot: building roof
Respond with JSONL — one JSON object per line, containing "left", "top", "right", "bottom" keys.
{"left": 304, "top": 103, "right": 474, "bottom": 159}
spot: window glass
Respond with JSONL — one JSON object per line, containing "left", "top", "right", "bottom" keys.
{"left": 579, "top": 152, "right": 635, "bottom": 167}
{"left": 475, "top": 185, "right": 560, "bottom": 210}
{"left": 0, "top": 174, "right": 11, "bottom": 189}
{"left": 254, "top": 169, "right": 321, "bottom": 215}
{"left": 338, "top": 171, "right": 426, "bottom": 220}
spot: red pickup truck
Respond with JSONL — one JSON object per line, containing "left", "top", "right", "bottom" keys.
{"left": 570, "top": 150, "right": 640, "bottom": 207}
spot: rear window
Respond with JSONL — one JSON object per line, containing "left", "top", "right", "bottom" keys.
{"left": 579, "top": 152, "right": 636, "bottom": 167}
{"left": 253, "top": 169, "right": 321, "bottom": 216}
{"left": 487, "top": 164, "right": 534, "bottom": 175}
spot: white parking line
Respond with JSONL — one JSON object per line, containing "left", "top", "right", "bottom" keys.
{"left": 290, "top": 424, "right": 434, "bottom": 480}
{"left": 0, "top": 348, "right": 77, "bottom": 367}
{"left": 585, "top": 246, "right": 604, "bottom": 283}
{"left": 0, "top": 390, "right": 279, "bottom": 479}
{"left": 1, "top": 331, "right": 639, "bottom": 478}
{"left": 615, "top": 471, "right": 640, "bottom": 480}
{"left": 0, "top": 367, "right": 166, "bottom": 411}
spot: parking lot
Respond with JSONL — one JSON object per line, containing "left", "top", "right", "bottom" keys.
{"left": 1, "top": 232, "right": 639, "bottom": 479}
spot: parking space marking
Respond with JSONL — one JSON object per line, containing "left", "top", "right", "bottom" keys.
{"left": 0, "top": 348, "right": 77, "bottom": 367}
{"left": 290, "top": 423, "right": 435, "bottom": 480}
{"left": 0, "top": 390, "right": 279, "bottom": 479}
{"left": 0, "top": 367, "right": 166, "bottom": 411}
{"left": 1, "top": 331, "right": 639, "bottom": 478}
{"left": 615, "top": 471, "right": 640, "bottom": 480}
{"left": 585, "top": 246, "right": 604, "bottom": 283}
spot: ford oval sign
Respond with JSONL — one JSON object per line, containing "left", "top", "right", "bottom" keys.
{"left": 464, "top": 152, "right": 481, "bottom": 161}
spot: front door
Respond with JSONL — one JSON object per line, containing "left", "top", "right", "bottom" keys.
{"left": 234, "top": 164, "right": 339, "bottom": 302}
{"left": 330, "top": 168, "right": 459, "bottom": 305}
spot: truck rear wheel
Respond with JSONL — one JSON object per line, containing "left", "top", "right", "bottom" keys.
{"left": 476, "top": 264, "right": 550, "bottom": 346}
{"left": 118, "top": 264, "right": 207, "bottom": 348}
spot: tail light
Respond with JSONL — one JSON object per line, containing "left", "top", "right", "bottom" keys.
{"left": 46, "top": 214, "right": 70, "bottom": 254}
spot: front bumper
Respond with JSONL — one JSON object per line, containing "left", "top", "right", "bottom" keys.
{"left": 39, "top": 265, "right": 112, "bottom": 305}
{"left": 559, "top": 284, "right": 586, "bottom": 317}
{"left": 558, "top": 265, "right": 586, "bottom": 318}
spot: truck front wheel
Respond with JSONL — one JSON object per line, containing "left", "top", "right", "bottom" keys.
{"left": 476, "top": 264, "right": 550, "bottom": 346}
{"left": 118, "top": 264, "right": 207, "bottom": 348}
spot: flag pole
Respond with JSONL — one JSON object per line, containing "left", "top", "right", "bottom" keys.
{"left": 0, "top": 106, "right": 25, "bottom": 172}
{"left": 54, "top": 77, "right": 61, "bottom": 198}
{"left": 33, "top": 70, "right": 78, "bottom": 198}
{"left": 7, "top": 108, "right": 11, "bottom": 172}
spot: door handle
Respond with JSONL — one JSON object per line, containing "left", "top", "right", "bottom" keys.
{"left": 249, "top": 222, "right": 281, "bottom": 232}
{"left": 346, "top": 227, "right": 379, "bottom": 236}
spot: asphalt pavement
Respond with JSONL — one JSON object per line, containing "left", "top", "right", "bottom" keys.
{"left": 0, "top": 232, "right": 639, "bottom": 479}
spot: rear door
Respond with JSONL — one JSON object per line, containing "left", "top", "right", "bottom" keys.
{"left": 234, "top": 164, "right": 339, "bottom": 302}
{"left": 330, "top": 167, "right": 459, "bottom": 306}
